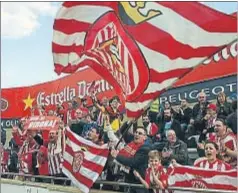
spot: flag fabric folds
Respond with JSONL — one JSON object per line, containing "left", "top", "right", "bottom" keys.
{"left": 168, "top": 166, "right": 237, "bottom": 193}
{"left": 63, "top": 127, "right": 109, "bottom": 193}
{"left": 52, "top": 2, "right": 237, "bottom": 118}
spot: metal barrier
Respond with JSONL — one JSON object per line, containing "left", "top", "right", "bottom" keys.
{"left": 1, "top": 172, "right": 237, "bottom": 193}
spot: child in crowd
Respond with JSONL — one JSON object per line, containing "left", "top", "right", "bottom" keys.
{"left": 133, "top": 150, "right": 168, "bottom": 192}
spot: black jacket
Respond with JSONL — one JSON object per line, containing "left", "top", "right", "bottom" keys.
{"left": 192, "top": 101, "right": 210, "bottom": 120}
{"left": 226, "top": 110, "right": 237, "bottom": 134}
{"left": 70, "top": 121, "right": 86, "bottom": 136}
{"left": 217, "top": 102, "right": 233, "bottom": 119}
{"left": 116, "top": 142, "right": 151, "bottom": 183}
{"left": 175, "top": 107, "right": 193, "bottom": 125}
{"left": 162, "top": 139, "right": 188, "bottom": 166}
{"left": 1, "top": 128, "right": 6, "bottom": 146}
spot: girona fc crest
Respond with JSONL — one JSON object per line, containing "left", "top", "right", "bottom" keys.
{"left": 84, "top": 11, "right": 150, "bottom": 102}
{"left": 1, "top": 98, "right": 9, "bottom": 112}
{"left": 72, "top": 151, "right": 84, "bottom": 173}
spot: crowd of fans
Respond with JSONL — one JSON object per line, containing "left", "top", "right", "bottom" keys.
{"left": 0, "top": 90, "right": 237, "bottom": 193}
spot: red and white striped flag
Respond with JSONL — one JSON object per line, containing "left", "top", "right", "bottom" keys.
{"left": 168, "top": 166, "right": 237, "bottom": 193}
{"left": 52, "top": 2, "right": 237, "bottom": 118}
{"left": 63, "top": 127, "right": 109, "bottom": 193}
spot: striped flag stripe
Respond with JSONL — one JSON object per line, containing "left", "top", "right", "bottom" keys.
{"left": 66, "top": 130, "right": 109, "bottom": 158}
{"left": 173, "top": 181, "right": 236, "bottom": 191}
{"left": 63, "top": 128, "right": 109, "bottom": 193}
{"left": 64, "top": 161, "right": 93, "bottom": 188}
{"left": 53, "top": 6, "right": 236, "bottom": 60}
{"left": 52, "top": 42, "right": 84, "bottom": 54}
{"left": 168, "top": 166, "right": 237, "bottom": 191}
{"left": 54, "top": 19, "right": 91, "bottom": 35}
{"left": 62, "top": 167, "right": 89, "bottom": 193}
{"left": 56, "top": 5, "right": 113, "bottom": 24}
{"left": 53, "top": 30, "right": 86, "bottom": 46}
{"left": 65, "top": 142, "right": 107, "bottom": 168}
{"left": 149, "top": 69, "right": 190, "bottom": 84}
{"left": 140, "top": 2, "right": 236, "bottom": 48}
{"left": 62, "top": 1, "right": 117, "bottom": 9}
{"left": 125, "top": 24, "right": 225, "bottom": 60}
{"left": 170, "top": 165, "right": 237, "bottom": 177}
{"left": 56, "top": 2, "right": 236, "bottom": 48}
{"left": 64, "top": 151, "right": 101, "bottom": 180}
{"left": 159, "top": 2, "right": 237, "bottom": 32}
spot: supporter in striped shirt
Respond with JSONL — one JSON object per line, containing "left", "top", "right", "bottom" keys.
{"left": 0, "top": 144, "right": 9, "bottom": 174}
{"left": 214, "top": 118, "right": 237, "bottom": 168}
{"left": 133, "top": 150, "right": 168, "bottom": 192}
{"left": 194, "top": 141, "right": 232, "bottom": 171}
{"left": 47, "top": 127, "right": 65, "bottom": 184}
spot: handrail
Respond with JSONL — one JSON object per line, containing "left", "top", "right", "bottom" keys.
{"left": 1, "top": 172, "right": 237, "bottom": 193}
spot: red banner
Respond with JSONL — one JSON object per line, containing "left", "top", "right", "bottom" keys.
{"left": 174, "top": 41, "right": 237, "bottom": 87}
{"left": 1, "top": 68, "right": 116, "bottom": 119}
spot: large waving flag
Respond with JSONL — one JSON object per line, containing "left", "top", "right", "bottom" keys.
{"left": 168, "top": 166, "right": 237, "bottom": 192}
{"left": 52, "top": 2, "right": 237, "bottom": 118}
{"left": 63, "top": 127, "right": 109, "bottom": 193}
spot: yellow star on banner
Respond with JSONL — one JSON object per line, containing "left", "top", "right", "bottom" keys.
{"left": 23, "top": 94, "right": 35, "bottom": 110}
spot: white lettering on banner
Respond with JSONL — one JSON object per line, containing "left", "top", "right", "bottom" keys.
{"left": 36, "top": 80, "right": 113, "bottom": 106}
{"left": 212, "top": 86, "right": 224, "bottom": 95}
{"left": 169, "top": 94, "right": 177, "bottom": 103}
{"left": 226, "top": 83, "right": 236, "bottom": 92}
{"left": 203, "top": 88, "right": 210, "bottom": 97}
{"left": 37, "top": 87, "right": 76, "bottom": 106}
{"left": 77, "top": 79, "right": 113, "bottom": 98}
{"left": 203, "top": 41, "right": 237, "bottom": 65}
{"left": 189, "top": 90, "right": 199, "bottom": 99}
{"left": 28, "top": 120, "right": 57, "bottom": 129}
{"left": 160, "top": 80, "right": 237, "bottom": 104}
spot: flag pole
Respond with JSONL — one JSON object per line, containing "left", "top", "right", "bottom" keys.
{"left": 114, "top": 105, "right": 150, "bottom": 150}
{"left": 115, "top": 118, "right": 137, "bottom": 149}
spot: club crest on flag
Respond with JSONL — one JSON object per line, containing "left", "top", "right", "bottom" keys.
{"left": 118, "top": 2, "right": 162, "bottom": 25}
{"left": 72, "top": 151, "right": 84, "bottom": 173}
{"left": 84, "top": 11, "right": 150, "bottom": 101}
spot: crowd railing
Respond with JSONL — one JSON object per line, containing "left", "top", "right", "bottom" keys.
{"left": 1, "top": 172, "right": 237, "bottom": 193}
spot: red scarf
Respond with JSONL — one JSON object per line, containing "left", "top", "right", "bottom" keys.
{"left": 118, "top": 141, "right": 143, "bottom": 158}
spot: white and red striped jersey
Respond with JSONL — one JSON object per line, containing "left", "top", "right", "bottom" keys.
{"left": 217, "top": 131, "right": 237, "bottom": 167}
{"left": 48, "top": 142, "right": 64, "bottom": 175}
{"left": 194, "top": 159, "right": 232, "bottom": 171}
{"left": 18, "top": 141, "right": 38, "bottom": 174}
{"left": 97, "top": 111, "right": 104, "bottom": 127}
{"left": 1, "top": 149, "right": 9, "bottom": 173}
{"left": 48, "top": 129, "right": 65, "bottom": 176}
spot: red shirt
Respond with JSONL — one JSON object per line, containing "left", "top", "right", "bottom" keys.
{"left": 217, "top": 131, "right": 237, "bottom": 167}
{"left": 194, "top": 159, "right": 232, "bottom": 171}
{"left": 145, "top": 165, "right": 168, "bottom": 190}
